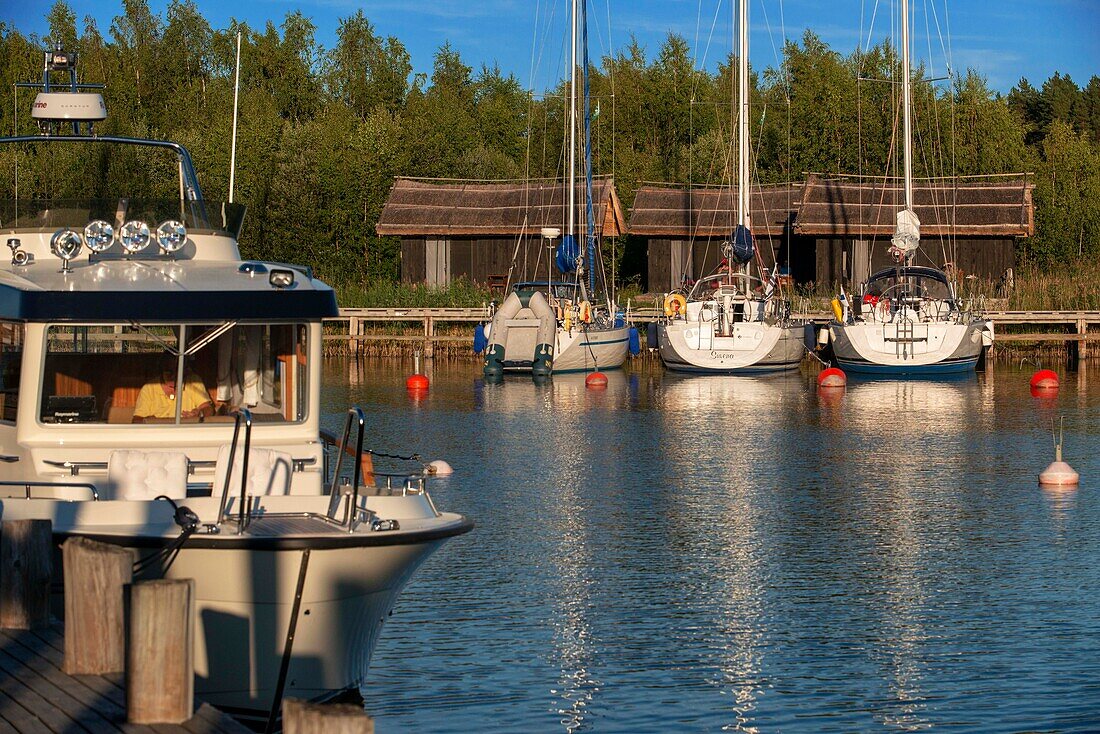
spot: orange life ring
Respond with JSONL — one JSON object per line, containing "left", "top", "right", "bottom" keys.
{"left": 664, "top": 293, "right": 687, "bottom": 317}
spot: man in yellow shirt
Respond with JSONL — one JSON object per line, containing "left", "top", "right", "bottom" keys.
{"left": 133, "top": 356, "right": 214, "bottom": 423}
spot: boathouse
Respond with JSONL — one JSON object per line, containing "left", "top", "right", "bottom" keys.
{"left": 376, "top": 177, "right": 627, "bottom": 289}
{"left": 793, "top": 173, "right": 1035, "bottom": 288}
{"left": 629, "top": 183, "right": 807, "bottom": 292}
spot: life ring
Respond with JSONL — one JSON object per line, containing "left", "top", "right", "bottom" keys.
{"left": 664, "top": 293, "right": 687, "bottom": 317}
{"left": 578, "top": 301, "right": 592, "bottom": 323}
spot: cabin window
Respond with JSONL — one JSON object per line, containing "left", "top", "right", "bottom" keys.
{"left": 0, "top": 322, "right": 23, "bottom": 422}
{"left": 39, "top": 322, "right": 309, "bottom": 425}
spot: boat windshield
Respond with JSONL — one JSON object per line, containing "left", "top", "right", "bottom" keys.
{"left": 39, "top": 322, "right": 308, "bottom": 425}
{"left": 0, "top": 199, "right": 245, "bottom": 238}
{"left": 687, "top": 272, "right": 758, "bottom": 300}
{"left": 864, "top": 270, "right": 953, "bottom": 301}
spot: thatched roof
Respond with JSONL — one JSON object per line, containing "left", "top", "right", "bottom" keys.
{"left": 628, "top": 183, "right": 802, "bottom": 237}
{"left": 375, "top": 177, "right": 627, "bottom": 237}
{"left": 794, "top": 173, "right": 1034, "bottom": 237}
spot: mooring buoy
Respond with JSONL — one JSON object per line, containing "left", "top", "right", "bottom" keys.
{"left": 817, "top": 367, "right": 847, "bottom": 388}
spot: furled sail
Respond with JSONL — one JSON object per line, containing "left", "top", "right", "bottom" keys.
{"left": 556, "top": 234, "right": 580, "bottom": 273}
{"left": 889, "top": 209, "right": 920, "bottom": 260}
{"left": 729, "top": 224, "right": 755, "bottom": 264}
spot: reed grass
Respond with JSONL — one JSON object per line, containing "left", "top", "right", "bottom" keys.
{"left": 335, "top": 278, "right": 493, "bottom": 308}
{"left": 1006, "top": 262, "right": 1100, "bottom": 311}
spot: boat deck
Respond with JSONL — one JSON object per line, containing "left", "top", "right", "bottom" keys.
{"left": 0, "top": 625, "right": 250, "bottom": 734}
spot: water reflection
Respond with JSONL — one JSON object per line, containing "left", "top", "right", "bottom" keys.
{"left": 332, "top": 362, "right": 1100, "bottom": 733}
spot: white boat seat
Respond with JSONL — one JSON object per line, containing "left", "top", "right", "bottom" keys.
{"left": 106, "top": 450, "right": 189, "bottom": 501}
{"left": 213, "top": 444, "right": 293, "bottom": 498}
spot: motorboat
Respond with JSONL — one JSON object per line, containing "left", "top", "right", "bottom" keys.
{"left": 0, "top": 47, "right": 471, "bottom": 721}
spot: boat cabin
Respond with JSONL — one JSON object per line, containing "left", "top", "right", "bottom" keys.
{"left": 0, "top": 88, "right": 337, "bottom": 500}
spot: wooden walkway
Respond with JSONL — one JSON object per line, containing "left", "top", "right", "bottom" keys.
{"left": 0, "top": 625, "right": 249, "bottom": 734}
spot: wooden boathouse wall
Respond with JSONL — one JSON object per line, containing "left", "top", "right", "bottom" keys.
{"left": 795, "top": 173, "right": 1034, "bottom": 289}
{"left": 378, "top": 177, "right": 627, "bottom": 289}
{"left": 630, "top": 183, "right": 806, "bottom": 292}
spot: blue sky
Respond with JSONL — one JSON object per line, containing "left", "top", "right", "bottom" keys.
{"left": 3, "top": 0, "right": 1097, "bottom": 93}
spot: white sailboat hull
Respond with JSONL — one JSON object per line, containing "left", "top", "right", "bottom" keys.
{"left": 829, "top": 318, "right": 993, "bottom": 375}
{"left": 659, "top": 320, "right": 811, "bottom": 373}
{"left": 552, "top": 325, "right": 630, "bottom": 372}
{"left": 493, "top": 319, "right": 629, "bottom": 373}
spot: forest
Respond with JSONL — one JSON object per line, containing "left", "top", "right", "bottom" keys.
{"left": 0, "top": 0, "right": 1098, "bottom": 292}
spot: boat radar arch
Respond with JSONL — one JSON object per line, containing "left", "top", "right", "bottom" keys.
{"left": 22, "top": 44, "right": 107, "bottom": 136}
{"left": 31, "top": 92, "right": 107, "bottom": 126}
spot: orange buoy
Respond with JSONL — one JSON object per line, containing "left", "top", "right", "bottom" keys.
{"left": 407, "top": 351, "right": 429, "bottom": 391}
{"left": 817, "top": 367, "right": 847, "bottom": 388}
{"left": 1030, "top": 369, "right": 1059, "bottom": 390}
{"left": 585, "top": 372, "right": 609, "bottom": 389}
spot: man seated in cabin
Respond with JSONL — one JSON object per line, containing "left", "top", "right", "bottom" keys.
{"left": 132, "top": 355, "right": 214, "bottom": 423}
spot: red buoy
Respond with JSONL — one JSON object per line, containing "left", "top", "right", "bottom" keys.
{"left": 1030, "top": 369, "right": 1059, "bottom": 390}
{"left": 406, "top": 373, "right": 429, "bottom": 390}
{"left": 585, "top": 372, "right": 608, "bottom": 389}
{"left": 817, "top": 367, "right": 847, "bottom": 388}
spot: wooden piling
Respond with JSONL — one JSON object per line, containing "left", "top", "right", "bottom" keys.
{"left": 0, "top": 519, "right": 52, "bottom": 630}
{"left": 127, "top": 578, "right": 195, "bottom": 724}
{"left": 62, "top": 536, "right": 132, "bottom": 675}
{"left": 283, "top": 698, "right": 374, "bottom": 734}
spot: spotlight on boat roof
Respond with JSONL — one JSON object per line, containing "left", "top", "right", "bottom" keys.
{"left": 50, "top": 228, "right": 82, "bottom": 271}
{"left": 47, "top": 48, "right": 77, "bottom": 71}
{"left": 83, "top": 220, "right": 114, "bottom": 253}
{"left": 119, "top": 220, "right": 151, "bottom": 254}
{"left": 156, "top": 220, "right": 187, "bottom": 253}
{"left": 269, "top": 269, "right": 295, "bottom": 289}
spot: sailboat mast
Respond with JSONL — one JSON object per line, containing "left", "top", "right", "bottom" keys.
{"left": 737, "top": 0, "right": 749, "bottom": 228}
{"left": 568, "top": 0, "right": 577, "bottom": 242}
{"left": 901, "top": 0, "right": 913, "bottom": 211}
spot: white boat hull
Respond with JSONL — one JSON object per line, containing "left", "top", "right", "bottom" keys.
{"left": 551, "top": 325, "right": 630, "bottom": 372}
{"left": 659, "top": 321, "right": 811, "bottom": 373}
{"left": 1, "top": 493, "right": 471, "bottom": 717}
{"left": 829, "top": 319, "right": 993, "bottom": 375}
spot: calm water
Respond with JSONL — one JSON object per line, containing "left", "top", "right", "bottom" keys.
{"left": 321, "top": 360, "right": 1100, "bottom": 733}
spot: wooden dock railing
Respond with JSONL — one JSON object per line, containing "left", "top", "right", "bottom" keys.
{"left": 324, "top": 307, "right": 1100, "bottom": 359}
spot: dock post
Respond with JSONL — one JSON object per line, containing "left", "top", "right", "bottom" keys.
{"left": 127, "top": 578, "right": 195, "bottom": 724}
{"left": 63, "top": 536, "right": 133, "bottom": 674}
{"left": 425, "top": 314, "right": 435, "bottom": 358}
{"left": 283, "top": 699, "right": 374, "bottom": 734}
{"left": 0, "top": 519, "right": 52, "bottom": 630}
{"left": 1079, "top": 319, "right": 1088, "bottom": 362}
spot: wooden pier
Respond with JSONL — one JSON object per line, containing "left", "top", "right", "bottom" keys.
{"left": 0, "top": 520, "right": 374, "bottom": 734}
{"left": 0, "top": 624, "right": 246, "bottom": 734}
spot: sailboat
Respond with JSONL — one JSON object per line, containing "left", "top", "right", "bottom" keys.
{"left": 482, "top": 0, "right": 632, "bottom": 378}
{"left": 657, "top": 0, "right": 811, "bottom": 374}
{"left": 827, "top": 0, "right": 994, "bottom": 375}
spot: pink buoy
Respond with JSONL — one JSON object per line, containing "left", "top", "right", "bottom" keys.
{"left": 817, "top": 367, "right": 847, "bottom": 388}
{"left": 1039, "top": 460, "right": 1079, "bottom": 486}
{"left": 425, "top": 459, "right": 453, "bottom": 476}
{"left": 1030, "top": 369, "right": 1059, "bottom": 390}
{"left": 1040, "top": 417, "right": 1078, "bottom": 486}
{"left": 585, "top": 372, "right": 608, "bottom": 389}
